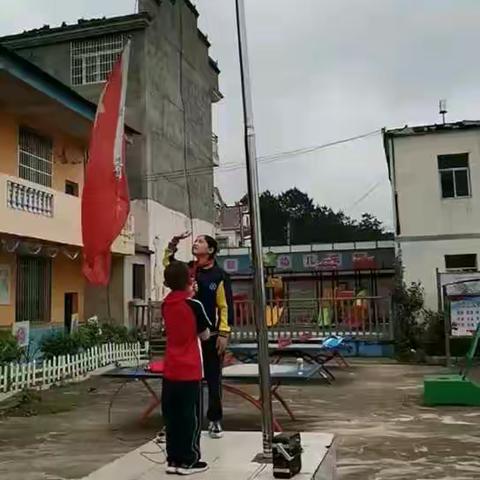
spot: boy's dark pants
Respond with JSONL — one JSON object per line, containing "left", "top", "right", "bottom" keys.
{"left": 161, "top": 379, "right": 202, "bottom": 465}
{"left": 202, "top": 336, "right": 223, "bottom": 422}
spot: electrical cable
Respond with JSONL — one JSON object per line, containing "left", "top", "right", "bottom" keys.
{"left": 345, "top": 176, "right": 386, "bottom": 212}
{"left": 142, "top": 128, "right": 383, "bottom": 183}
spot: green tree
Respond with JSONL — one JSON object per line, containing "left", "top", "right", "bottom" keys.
{"left": 249, "top": 188, "right": 392, "bottom": 245}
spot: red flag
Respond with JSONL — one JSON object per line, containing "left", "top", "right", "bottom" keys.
{"left": 82, "top": 41, "right": 131, "bottom": 285}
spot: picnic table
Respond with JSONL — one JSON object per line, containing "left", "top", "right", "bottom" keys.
{"left": 228, "top": 339, "right": 349, "bottom": 382}
{"left": 103, "top": 363, "right": 323, "bottom": 432}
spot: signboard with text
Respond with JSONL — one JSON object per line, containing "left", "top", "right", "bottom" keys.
{"left": 450, "top": 297, "right": 480, "bottom": 336}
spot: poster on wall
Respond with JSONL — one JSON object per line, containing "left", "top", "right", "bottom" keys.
{"left": 450, "top": 297, "right": 480, "bottom": 336}
{"left": 352, "top": 252, "right": 377, "bottom": 270}
{"left": 223, "top": 258, "right": 239, "bottom": 274}
{"left": 277, "top": 254, "right": 292, "bottom": 270}
{"left": 12, "top": 321, "right": 30, "bottom": 347}
{"left": 0, "top": 265, "right": 10, "bottom": 305}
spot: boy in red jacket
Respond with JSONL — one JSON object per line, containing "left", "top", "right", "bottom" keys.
{"left": 162, "top": 261, "right": 211, "bottom": 475}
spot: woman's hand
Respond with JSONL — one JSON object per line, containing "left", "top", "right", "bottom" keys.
{"left": 216, "top": 335, "right": 228, "bottom": 355}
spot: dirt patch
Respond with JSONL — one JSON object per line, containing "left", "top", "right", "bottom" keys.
{"left": 0, "top": 362, "right": 479, "bottom": 479}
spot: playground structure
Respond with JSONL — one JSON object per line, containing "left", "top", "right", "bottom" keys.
{"left": 232, "top": 263, "right": 392, "bottom": 341}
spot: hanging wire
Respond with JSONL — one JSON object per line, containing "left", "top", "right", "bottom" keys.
{"left": 143, "top": 128, "right": 382, "bottom": 184}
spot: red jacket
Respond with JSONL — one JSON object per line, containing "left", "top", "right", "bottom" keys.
{"left": 162, "top": 290, "right": 211, "bottom": 381}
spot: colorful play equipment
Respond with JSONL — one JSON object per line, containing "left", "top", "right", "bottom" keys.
{"left": 423, "top": 323, "right": 480, "bottom": 406}
{"left": 266, "top": 274, "right": 284, "bottom": 327}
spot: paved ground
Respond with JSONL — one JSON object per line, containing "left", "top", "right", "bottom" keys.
{"left": 0, "top": 361, "right": 479, "bottom": 480}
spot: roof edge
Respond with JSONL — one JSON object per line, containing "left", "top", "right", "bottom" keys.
{"left": 384, "top": 120, "right": 480, "bottom": 138}
{"left": 0, "top": 13, "right": 151, "bottom": 49}
{"left": 0, "top": 44, "right": 139, "bottom": 134}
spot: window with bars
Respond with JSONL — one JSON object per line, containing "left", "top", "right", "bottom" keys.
{"left": 18, "top": 127, "right": 53, "bottom": 188}
{"left": 71, "top": 35, "right": 124, "bottom": 86}
{"left": 16, "top": 256, "right": 52, "bottom": 323}
{"left": 438, "top": 153, "right": 471, "bottom": 199}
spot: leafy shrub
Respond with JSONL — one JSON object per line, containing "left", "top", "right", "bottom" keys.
{"left": 0, "top": 331, "right": 23, "bottom": 365}
{"left": 39, "top": 322, "right": 143, "bottom": 359}
{"left": 74, "top": 322, "right": 102, "bottom": 350}
{"left": 100, "top": 323, "right": 131, "bottom": 344}
{"left": 40, "top": 331, "right": 80, "bottom": 360}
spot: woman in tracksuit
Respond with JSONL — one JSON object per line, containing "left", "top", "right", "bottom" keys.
{"left": 163, "top": 232, "right": 233, "bottom": 439}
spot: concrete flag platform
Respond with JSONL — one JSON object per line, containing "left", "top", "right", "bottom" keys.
{"left": 82, "top": 431, "right": 336, "bottom": 480}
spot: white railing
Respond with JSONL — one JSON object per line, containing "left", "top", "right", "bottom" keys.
{"left": 7, "top": 180, "right": 54, "bottom": 217}
{"left": 0, "top": 342, "right": 149, "bottom": 395}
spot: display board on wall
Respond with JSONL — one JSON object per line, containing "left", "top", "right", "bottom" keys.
{"left": 12, "top": 321, "right": 30, "bottom": 347}
{"left": 440, "top": 272, "right": 480, "bottom": 297}
{"left": 450, "top": 297, "right": 480, "bottom": 337}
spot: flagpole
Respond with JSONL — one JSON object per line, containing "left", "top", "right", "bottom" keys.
{"left": 235, "top": 0, "right": 274, "bottom": 458}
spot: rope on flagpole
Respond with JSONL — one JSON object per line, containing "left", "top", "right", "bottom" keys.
{"left": 178, "top": 3, "right": 195, "bottom": 240}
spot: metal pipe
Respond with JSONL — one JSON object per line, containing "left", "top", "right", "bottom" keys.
{"left": 235, "top": 0, "right": 274, "bottom": 458}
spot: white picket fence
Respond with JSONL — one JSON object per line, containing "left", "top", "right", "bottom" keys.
{"left": 0, "top": 342, "right": 149, "bottom": 395}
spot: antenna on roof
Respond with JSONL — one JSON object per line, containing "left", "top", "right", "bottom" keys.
{"left": 439, "top": 99, "right": 447, "bottom": 124}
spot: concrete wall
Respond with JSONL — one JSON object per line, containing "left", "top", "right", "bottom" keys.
{"left": 84, "top": 256, "right": 126, "bottom": 324}
{"left": 141, "top": 0, "right": 216, "bottom": 223}
{"left": 394, "top": 130, "right": 480, "bottom": 237}
{"left": 0, "top": 111, "right": 85, "bottom": 190}
{"left": 0, "top": 251, "right": 85, "bottom": 328}
{"left": 51, "top": 255, "right": 84, "bottom": 324}
{"left": 392, "top": 128, "right": 480, "bottom": 309}
{"left": 400, "top": 238, "right": 480, "bottom": 310}
{"left": 0, "top": 252, "right": 16, "bottom": 327}
{"left": 134, "top": 199, "right": 214, "bottom": 300}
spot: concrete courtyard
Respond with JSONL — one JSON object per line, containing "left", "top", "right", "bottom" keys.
{"left": 0, "top": 360, "right": 479, "bottom": 479}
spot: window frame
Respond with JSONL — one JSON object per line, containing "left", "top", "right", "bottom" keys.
{"left": 445, "top": 254, "right": 478, "bottom": 272}
{"left": 17, "top": 126, "right": 54, "bottom": 188}
{"left": 437, "top": 153, "right": 472, "bottom": 199}
{"left": 70, "top": 35, "right": 124, "bottom": 86}
{"left": 132, "top": 263, "right": 146, "bottom": 301}
{"left": 65, "top": 180, "right": 79, "bottom": 197}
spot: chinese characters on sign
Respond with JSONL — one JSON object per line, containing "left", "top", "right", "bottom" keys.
{"left": 450, "top": 297, "right": 480, "bottom": 336}
{"left": 302, "top": 253, "right": 318, "bottom": 268}
{"left": 303, "top": 253, "right": 342, "bottom": 270}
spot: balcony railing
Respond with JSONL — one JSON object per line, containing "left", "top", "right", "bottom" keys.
{"left": 7, "top": 180, "right": 54, "bottom": 217}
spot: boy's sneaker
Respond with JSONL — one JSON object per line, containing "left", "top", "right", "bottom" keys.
{"left": 166, "top": 462, "right": 177, "bottom": 474}
{"left": 176, "top": 461, "right": 209, "bottom": 475}
{"left": 208, "top": 421, "right": 223, "bottom": 439}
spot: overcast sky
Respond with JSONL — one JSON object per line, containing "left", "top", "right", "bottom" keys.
{"left": 3, "top": 1, "right": 480, "bottom": 229}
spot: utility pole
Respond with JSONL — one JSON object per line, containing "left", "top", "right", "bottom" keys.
{"left": 235, "top": 0, "right": 274, "bottom": 458}
{"left": 286, "top": 220, "right": 291, "bottom": 246}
